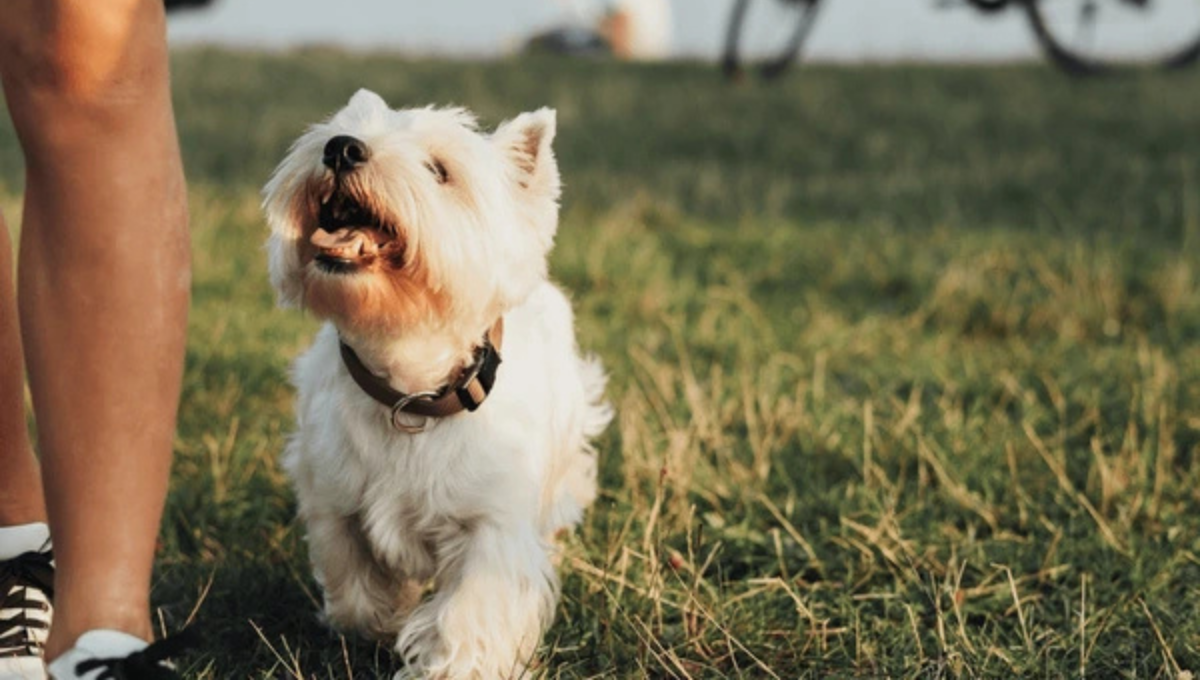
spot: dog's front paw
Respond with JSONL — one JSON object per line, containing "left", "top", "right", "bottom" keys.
{"left": 391, "top": 666, "right": 428, "bottom": 680}
{"left": 324, "top": 577, "right": 422, "bottom": 642}
{"left": 394, "top": 617, "right": 535, "bottom": 680}
{"left": 392, "top": 609, "right": 449, "bottom": 680}
{"left": 393, "top": 525, "right": 554, "bottom": 679}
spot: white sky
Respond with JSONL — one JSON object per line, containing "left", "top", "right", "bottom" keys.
{"left": 167, "top": 0, "right": 1041, "bottom": 61}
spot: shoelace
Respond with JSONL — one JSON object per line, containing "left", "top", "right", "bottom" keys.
{"left": 74, "top": 628, "right": 200, "bottom": 680}
{"left": 0, "top": 549, "right": 55, "bottom": 658}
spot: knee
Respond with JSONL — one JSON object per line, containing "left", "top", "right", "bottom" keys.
{"left": 0, "top": 0, "right": 167, "bottom": 108}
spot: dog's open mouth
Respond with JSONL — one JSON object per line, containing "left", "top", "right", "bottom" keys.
{"left": 312, "top": 190, "right": 401, "bottom": 274}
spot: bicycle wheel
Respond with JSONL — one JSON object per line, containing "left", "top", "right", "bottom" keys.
{"left": 722, "top": 0, "right": 823, "bottom": 80}
{"left": 1023, "top": 0, "right": 1200, "bottom": 74}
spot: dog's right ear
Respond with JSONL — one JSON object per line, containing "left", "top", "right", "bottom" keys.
{"left": 493, "top": 108, "right": 560, "bottom": 202}
{"left": 347, "top": 88, "right": 387, "bottom": 111}
{"left": 265, "top": 232, "right": 303, "bottom": 308}
{"left": 264, "top": 221, "right": 305, "bottom": 308}
{"left": 262, "top": 156, "right": 311, "bottom": 308}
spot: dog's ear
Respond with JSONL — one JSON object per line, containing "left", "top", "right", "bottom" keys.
{"left": 348, "top": 88, "right": 387, "bottom": 111}
{"left": 493, "top": 108, "right": 560, "bottom": 201}
{"left": 262, "top": 146, "right": 316, "bottom": 308}
{"left": 263, "top": 187, "right": 307, "bottom": 308}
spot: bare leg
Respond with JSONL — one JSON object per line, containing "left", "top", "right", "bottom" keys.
{"left": 0, "top": 0, "right": 190, "bottom": 660}
{"left": 0, "top": 214, "right": 46, "bottom": 527}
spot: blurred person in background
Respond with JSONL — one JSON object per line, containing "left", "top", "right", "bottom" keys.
{"left": 530, "top": 0, "right": 673, "bottom": 58}
{"left": 601, "top": 0, "right": 673, "bottom": 59}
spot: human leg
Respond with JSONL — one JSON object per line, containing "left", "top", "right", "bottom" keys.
{"left": 0, "top": 214, "right": 45, "bottom": 529}
{"left": 0, "top": 0, "right": 190, "bottom": 661}
{"left": 0, "top": 208, "right": 56, "bottom": 677}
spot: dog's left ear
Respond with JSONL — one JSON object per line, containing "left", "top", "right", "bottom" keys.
{"left": 493, "top": 108, "right": 560, "bottom": 201}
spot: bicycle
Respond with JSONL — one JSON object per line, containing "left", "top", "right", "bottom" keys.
{"left": 722, "top": 0, "right": 1200, "bottom": 78}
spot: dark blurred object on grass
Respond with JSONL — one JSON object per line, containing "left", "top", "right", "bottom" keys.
{"left": 164, "top": 0, "right": 216, "bottom": 12}
{"left": 524, "top": 26, "right": 613, "bottom": 57}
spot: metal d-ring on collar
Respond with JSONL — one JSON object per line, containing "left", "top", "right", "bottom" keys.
{"left": 388, "top": 391, "right": 440, "bottom": 434}
{"left": 339, "top": 318, "right": 505, "bottom": 434}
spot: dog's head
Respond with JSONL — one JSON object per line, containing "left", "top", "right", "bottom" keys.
{"left": 263, "top": 89, "right": 560, "bottom": 337}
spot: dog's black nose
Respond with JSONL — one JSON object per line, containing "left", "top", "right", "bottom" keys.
{"left": 323, "top": 135, "right": 370, "bottom": 173}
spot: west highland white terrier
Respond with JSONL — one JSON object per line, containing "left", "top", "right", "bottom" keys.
{"left": 262, "top": 89, "right": 611, "bottom": 679}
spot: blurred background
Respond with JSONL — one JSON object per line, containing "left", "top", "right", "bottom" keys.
{"left": 166, "top": 0, "right": 1039, "bottom": 60}
{"left": 166, "top": 0, "right": 1200, "bottom": 75}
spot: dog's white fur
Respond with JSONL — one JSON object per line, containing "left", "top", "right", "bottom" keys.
{"left": 263, "top": 89, "right": 610, "bottom": 679}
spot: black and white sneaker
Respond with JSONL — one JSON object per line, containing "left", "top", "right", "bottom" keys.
{"left": 46, "top": 629, "right": 196, "bottom": 680}
{"left": 0, "top": 548, "right": 54, "bottom": 680}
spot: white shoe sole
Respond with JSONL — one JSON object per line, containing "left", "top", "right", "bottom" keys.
{"left": 0, "top": 657, "right": 47, "bottom": 680}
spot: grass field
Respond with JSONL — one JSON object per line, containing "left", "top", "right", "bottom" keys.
{"left": 3, "top": 51, "right": 1200, "bottom": 678}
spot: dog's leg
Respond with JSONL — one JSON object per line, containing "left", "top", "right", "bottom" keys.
{"left": 307, "top": 512, "right": 420, "bottom": 640}
{"left": 394, "top": 520, "right": 556, "bottom": 679}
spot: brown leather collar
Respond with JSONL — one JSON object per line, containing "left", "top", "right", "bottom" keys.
{"left": 339, "top": 318, "right": 504, "bottom": 433}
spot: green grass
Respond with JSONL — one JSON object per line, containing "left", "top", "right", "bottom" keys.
{"left": 4, "top": 51, "right": 1200, "bottom": 678}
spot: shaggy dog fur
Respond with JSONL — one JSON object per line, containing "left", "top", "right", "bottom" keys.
{"left": 263, "top": 89, "right": 611, "bottom": 679}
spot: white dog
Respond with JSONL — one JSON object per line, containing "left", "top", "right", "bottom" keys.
{"left": 263, "top": 89, "right": 611, "bottom": 679}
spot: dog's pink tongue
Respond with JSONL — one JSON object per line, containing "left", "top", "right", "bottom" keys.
{"left": 311, "top": 227, "right": 379, "bottom": 258}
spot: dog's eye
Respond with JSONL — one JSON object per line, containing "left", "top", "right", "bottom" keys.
{"left": 425, "top": 159, "right": 449, "bottom": 184}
